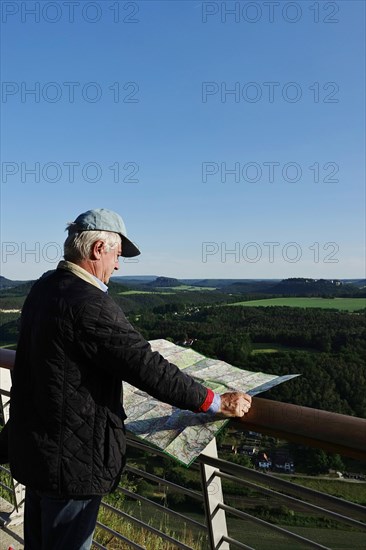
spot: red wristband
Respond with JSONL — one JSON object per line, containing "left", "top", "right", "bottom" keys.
{"left": 196, "top": 388, "right": 215, "bottom": 413}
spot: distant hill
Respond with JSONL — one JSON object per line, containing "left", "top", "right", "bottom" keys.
{"left": 111, "top": 275, "right": 158, "bottom": 284}
{"left": 0, "top": 279, "right": 35, "bottom": 295}
{"left": 218, "top": 278, "right": 364, "bottom": 297}
{"left": 342, "top": 279, "right": 366, "bottom": 288}
{"left": 269, "top": 278, "right": 360, "bottom": 296}
{"left": 180, "top": 279, "right": 280, "bottom": 289}
{"left": 147, "top": 276, "right": 182, "bottom": 288}
{"left": 222, "top": 281, "right": 277, "bottom": 294}
{"left": 1, "top": 275, "right": 364, "bottom": 297}
{"left": 0, "top": 275, "right": 31, "bottom": 290}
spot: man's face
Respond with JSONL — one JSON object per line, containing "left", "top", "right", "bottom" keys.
{"left": 100, "top": 240, "right": 122, "bottom": 284}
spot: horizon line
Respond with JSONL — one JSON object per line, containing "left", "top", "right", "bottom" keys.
{"left": 1, "top": 275, "right": 365, "bottom": 283}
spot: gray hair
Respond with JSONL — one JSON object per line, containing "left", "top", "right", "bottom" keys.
{"left": 64, "top": 224, "right": 121, "bottom": 262}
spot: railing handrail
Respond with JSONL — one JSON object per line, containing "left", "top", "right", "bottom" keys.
{"left": 235, "top": 397, "right": 366, "bottom": 461}
{"left": 1, "top": 359, "right": 365, "bottom": 461}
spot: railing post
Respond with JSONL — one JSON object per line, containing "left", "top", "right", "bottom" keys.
{"left": 8, "top": 478, "right": 25, "bottom": 526}
{"left": 0, "top": 368, "right": 12, "bottom": 422}
{"left": 200, "top": 437, "right": 230, "bottom": 550}
{"left": 0, "top": 368, "right": 25, "bottom": 526}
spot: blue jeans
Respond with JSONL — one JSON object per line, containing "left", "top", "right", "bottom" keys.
{"left": 24, "top": 487, "right": 102, "bottom": 550}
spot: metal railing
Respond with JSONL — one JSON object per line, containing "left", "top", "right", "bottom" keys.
{"left": 0, "top": 362, "right": 365, "bottom": 549}
{"left": 91, "top": 431, "right": 366, "bottom": 550}
{"left": 0, "top": 368, "right": 26, "bottom": 527}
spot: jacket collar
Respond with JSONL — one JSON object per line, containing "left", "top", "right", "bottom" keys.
{"left": 57, "top": 260, "right": 103, "bottom": 291}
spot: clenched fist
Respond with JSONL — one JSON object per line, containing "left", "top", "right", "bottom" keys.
{"left": 217, "top": 392, "right": 252, "bottom": 418}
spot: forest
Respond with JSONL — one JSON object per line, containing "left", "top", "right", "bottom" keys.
{"left": 134, "top": 304, "right": 366, "bottom": 418}
{"left": 1, "top": 278, "right": 365, "bottom": 420}
{"left": 1, "top": 278, "right": 365, "bottom": 477}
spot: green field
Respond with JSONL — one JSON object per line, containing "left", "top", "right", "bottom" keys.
{"left": 155, "top": 285, "right": 216, "bottom": 291}
{"left": 228, "top": 297, "right": 366, "bottom": 312}
{"left": 251, "top": 343, "right": 318, "bottom": 354}
{"left": 117, "top": 285, "right": 216, "bottom": 295}
{"left": 118, "top": 290, "right": 174, "bottom": 295}
{"left": 286, "top": 476, "right": 366, "bottom": 505}
{"left": 0, "top": 344, "right": 17, "bottom": 349}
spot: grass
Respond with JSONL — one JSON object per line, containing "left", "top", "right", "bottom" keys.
{"left": 288, "top": 477, "right": 366, "bottom": 505}
{"left": 227, "top": 297, "right": 366, "bottom": 312}
{"left": 95, "top": 499, "right": 366, "bottom": 550}
{"left": 0, "top": 465, "right": 16, "bottom": 506}
{"left": 94, "top": 498, "right": 206, "bottom": 549}
{"left": 227, "top": 518, "right": 366, "bottom": 549}
{"left": 92, "top": 465, "right": 366, "bottom": 550}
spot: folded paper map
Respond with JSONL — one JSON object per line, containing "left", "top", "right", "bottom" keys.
{"left": 124, "top": 339, "right": 299, "bottom": 466}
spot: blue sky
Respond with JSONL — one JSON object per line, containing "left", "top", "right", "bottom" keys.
{"left": 1, "top": 0, "right": 365, "bottom": 280}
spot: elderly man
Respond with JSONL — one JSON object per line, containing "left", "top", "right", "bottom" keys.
{"left": 6, "top": 208, "right": 252, "bottom": 550}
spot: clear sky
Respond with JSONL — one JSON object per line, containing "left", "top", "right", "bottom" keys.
{"left": 1, "top": 0, "right": 365, "bottom": 280}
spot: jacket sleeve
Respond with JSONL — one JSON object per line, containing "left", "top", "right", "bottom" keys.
{"left": 74, "top": 296, "right": 214, "bottom": 413}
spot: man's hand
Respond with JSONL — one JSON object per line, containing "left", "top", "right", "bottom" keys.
{"left": 217, "top": 392, "right": 252, "bottom": 418}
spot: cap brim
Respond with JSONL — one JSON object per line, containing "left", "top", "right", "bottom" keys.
{"left": 121, "top": 236, "right": 140, "bottom": 257}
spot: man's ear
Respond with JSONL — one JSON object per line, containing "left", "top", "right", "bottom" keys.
{"left": 91, "top": 240, "right": 105, "bottom": 260}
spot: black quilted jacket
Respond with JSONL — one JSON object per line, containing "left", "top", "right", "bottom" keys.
{"left": 8, "top": 268, "right": 209, "bottom": 496}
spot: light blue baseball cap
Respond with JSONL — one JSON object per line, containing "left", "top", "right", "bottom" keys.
{"left": 69, "top": 208, "right": 140, "bottom": 257}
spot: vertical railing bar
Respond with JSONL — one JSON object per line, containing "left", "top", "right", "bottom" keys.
{"left": 220, "top": 536, "right": 256, "bottom": 550}
{"left": 10, "top": 473, "right": 19, "bottom": 512}
{"left": 200, "top": 438, "right": 230, "bottom": 550}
